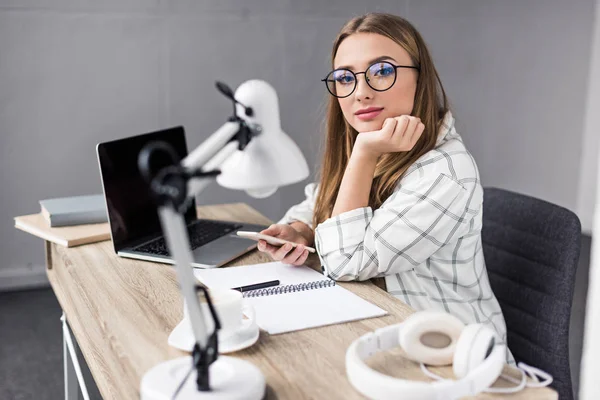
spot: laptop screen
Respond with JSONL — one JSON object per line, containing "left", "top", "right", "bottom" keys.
{"left": 97, "top": 126, "right": 196, "bottom": 252}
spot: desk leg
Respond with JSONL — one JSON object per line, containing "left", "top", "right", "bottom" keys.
{"left": 64, "top": 318, "right": 79, "bottom": 400}
{"left": 62, "top": 314, "right": 90, "bottom": 400}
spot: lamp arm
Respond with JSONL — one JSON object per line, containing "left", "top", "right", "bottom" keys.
{"left": 158, "top": 207, "right": 207, "bottom": 345}
{"left": 184, "top": 140, "right": 240, "bottom": 200}
{"left": 181, "top": 118, "right": 260, "bottom": 201}
{"left": 181, "top": 120, "right": 240, "bottom": 171}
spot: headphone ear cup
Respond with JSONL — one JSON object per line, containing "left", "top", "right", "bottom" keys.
{"left": 453, "top": 324, "right": 498, "bottom": 379}
{"left": 398, "top": 311, "right": 465, "bottom": 366}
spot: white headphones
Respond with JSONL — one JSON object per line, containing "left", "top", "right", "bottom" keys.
{"left": 346, "top": 311, "right": 507, "bottom": 400}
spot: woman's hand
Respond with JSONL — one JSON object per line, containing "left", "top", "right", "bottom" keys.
{"left": 256, "top": 224, "right": 311, "bottom": 266}
{"left": 354, "top": 115, "right": 425, "bottom": 159}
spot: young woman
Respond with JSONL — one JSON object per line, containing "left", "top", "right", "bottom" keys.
{"left": 257, "top": 13, "right": 513, "bottom": 362}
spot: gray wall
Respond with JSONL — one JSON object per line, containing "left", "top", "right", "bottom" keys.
{"left": 0, "top": 0, "right": 597, "bottom": 287}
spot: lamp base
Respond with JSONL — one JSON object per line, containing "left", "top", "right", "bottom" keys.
{"left": 140, "top": 356, "right": 266, "bottom": 400}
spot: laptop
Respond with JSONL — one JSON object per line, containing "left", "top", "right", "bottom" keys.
{"left": 96, "top": 126, "right": 269, "bottom": 269}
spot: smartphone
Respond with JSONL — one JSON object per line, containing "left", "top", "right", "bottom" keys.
{"left": 236, "top": 231, "right": 316, "bottom": 253}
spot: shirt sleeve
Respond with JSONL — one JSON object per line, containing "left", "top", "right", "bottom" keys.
{"left": 277, "top": 183, "right": 318, "bottom": 229}
{"left": 314, "top": 173, "right": 471, "bottom": 281}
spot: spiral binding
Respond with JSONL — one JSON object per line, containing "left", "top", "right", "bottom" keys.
{"left": 242, "top": 279, "right": 336, "bottom": 298}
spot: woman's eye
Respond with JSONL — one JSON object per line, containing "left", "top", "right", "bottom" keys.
{"left": 374, "top": 66, "right": 394, "bottom": 76}
{"left": 335, "top": 74, "right": 354, "bottom": 84}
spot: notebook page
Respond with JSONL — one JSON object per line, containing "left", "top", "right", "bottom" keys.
{"left": 194, "top": 261, "right": 387, "bottom": 334}
{"left": 246, "top": 284, "right": 387, "bottom": 334}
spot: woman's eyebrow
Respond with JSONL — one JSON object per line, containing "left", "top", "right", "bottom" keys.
{"left": 335, "top": 55, "right": 398, "bottom": 70}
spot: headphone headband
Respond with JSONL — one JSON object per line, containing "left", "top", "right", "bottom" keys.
{"left": 346, "top": 321, "right": 506, "bottom": 400}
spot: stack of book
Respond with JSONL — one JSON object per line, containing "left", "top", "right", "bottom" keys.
{"left": 14, "top": 194, "right": 111, "bottom": 247}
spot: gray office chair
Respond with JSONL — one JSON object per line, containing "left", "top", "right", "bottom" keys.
{"left": 481, "top": 187, "right": 581, "bottom": 400}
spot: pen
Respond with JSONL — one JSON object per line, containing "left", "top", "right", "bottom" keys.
{"left": 231, "top": 279, "right": 280, "bottom": 293}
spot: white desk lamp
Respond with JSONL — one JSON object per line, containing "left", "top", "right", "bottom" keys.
{"left": 138, "top": 80, "right": 309, "bottom": 400}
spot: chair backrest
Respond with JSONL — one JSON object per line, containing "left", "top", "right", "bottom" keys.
{"left": 481, "top": 187, "right": 581, "bottom": 400}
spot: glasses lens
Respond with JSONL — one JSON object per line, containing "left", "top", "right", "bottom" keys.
{"left": 366, "top": 62, "right": 396, "bottom": 91}
{"left": 326, "top": 69, "right": 355, "bottom": 97}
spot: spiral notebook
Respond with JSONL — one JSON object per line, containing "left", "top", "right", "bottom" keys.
{"left": 193, "top": 261, "right": 387, "bottom": 335}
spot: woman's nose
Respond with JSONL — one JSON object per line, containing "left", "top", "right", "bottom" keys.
{"left": 353, "top": 74, "right": 374, "bottom": 101}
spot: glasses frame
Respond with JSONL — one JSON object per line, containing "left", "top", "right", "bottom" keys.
{"left": 321, "top": 62, "right": 420, "bottom": 98}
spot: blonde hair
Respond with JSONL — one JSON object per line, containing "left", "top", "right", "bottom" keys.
{"left": 312, "top": 13, "right": 449, "bottom": 228}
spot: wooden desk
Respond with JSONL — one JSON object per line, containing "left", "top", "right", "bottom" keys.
{"left": 44, "top": 203, "right": 557, "bottom": 399}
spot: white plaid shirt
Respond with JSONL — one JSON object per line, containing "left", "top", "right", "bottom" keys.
{"left": 279, "top": 111, "right": 514, "bottom": 363}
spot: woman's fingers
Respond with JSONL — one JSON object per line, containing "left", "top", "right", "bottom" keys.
{"left": 260, "top": 224, "right": 282, "bottom": 237}
{"left": 282, "top": 244, "right": 307, "bottom": 265}
{"left": 404, "top": 117, "right": 420, "bottom": 139}
{"left": 293, "top": 249, "right": 310, "bottom": 266}
{"left": 257, "top": 240, "right": 278, "bottom": 254}
{"left": 379, "top": 118, "right": 398, "bottom": 138}
{"left": 391, "top": 116, "right": 409, "bottom": 138}
{"left": 265, "top": 242, "right": 292, "bottom": 261}
{"left": 257, "top": 240, "right": 309, "bottom": 265}
{"left": 391, "top": 116, "right": 423, "bottom": 151}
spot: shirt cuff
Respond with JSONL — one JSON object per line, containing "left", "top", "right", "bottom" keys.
{"left": 314, "top": 207, "right": 373, "bottom": 255}
{"left": 277, "top": 214, "right": 313, "bottom": 228}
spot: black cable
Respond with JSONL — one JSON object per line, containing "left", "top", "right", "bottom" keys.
{"left": 215, "top": 81, "right": 254, "bottom": 117}
{"left": 171, "top": 363, "right": 195, "bottom": 400}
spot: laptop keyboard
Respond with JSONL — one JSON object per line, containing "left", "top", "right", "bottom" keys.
{"left": 132, "top": 219, "right": 243, "bottom": 257}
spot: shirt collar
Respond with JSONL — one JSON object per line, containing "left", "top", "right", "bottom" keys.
{"left": 435, "top": 111, "right": 457, "bottom": 147}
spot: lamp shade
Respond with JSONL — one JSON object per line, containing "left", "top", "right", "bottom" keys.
{"left": 216, "top": 80, "right": 309, "bottom": 198}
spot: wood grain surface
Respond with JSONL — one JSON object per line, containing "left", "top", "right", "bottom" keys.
{"left": 45, "top": 203, "right": 557, "bottom": 400}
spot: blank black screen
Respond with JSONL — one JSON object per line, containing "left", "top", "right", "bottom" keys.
{"left": 97, "top": 126, "right": 196, "bottom": 252}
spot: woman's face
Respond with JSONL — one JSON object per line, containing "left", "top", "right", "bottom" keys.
{"left": 333, "top": 32, "right": 418, "bottom": 133}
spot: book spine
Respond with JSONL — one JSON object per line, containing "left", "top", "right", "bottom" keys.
{"left": 48, "top": 210, "right": 108, "bottom": 227}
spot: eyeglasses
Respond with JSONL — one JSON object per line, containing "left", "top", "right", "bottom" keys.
{"left": 321, "top": 61, "right": 420, "bottom": 98}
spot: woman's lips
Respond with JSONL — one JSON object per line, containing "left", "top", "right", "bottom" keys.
{"left": 355, "top": 108, "right": 384, "bottom": 121}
